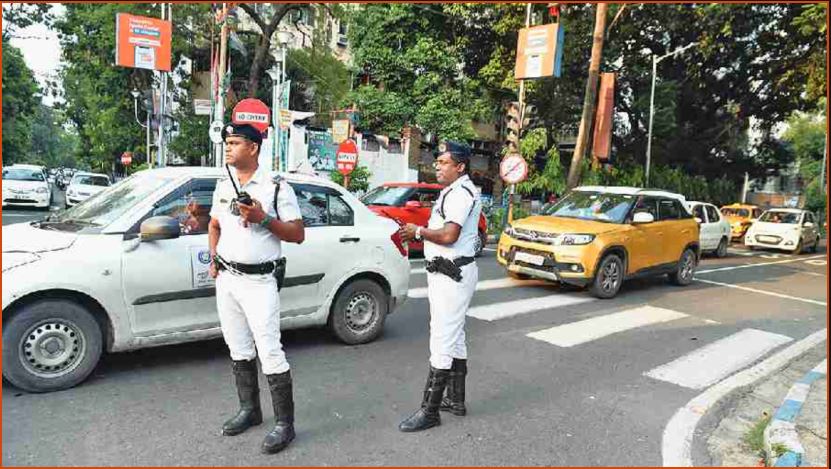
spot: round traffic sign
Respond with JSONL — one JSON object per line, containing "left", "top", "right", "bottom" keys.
{"left": 336, "top": 139, "right": 359, "bottom": 176}
{"left": 500, "top": 153, "right": 528, "bottom": 184}
{"left": 209, "top": 120, "right": 224, "bottom": 144}
{"left": 121, "top": 152, "right": 132, "bottom": 166}
{"left": 232, "top": 98, "right": 270, "bottom": 133}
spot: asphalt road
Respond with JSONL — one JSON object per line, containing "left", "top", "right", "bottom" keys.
{"left": 2, "top": 240, "right": 827, "bottom": 466}
{"left": 1, "top": 185, "right": 65, "bottom": 226}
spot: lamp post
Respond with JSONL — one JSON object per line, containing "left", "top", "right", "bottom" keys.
{"left": 645, "top": 41, "right": 698, "bottom": 186}
{"left": 131, "top": 88, "right": 152, "bottom": 167}
{"left": 271, "top": 30, "right": 292, "bottom": 172}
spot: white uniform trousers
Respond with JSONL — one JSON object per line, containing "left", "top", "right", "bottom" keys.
{"left": 426, "top": 262, "right": 478, "bottom": 370}
{"left": 215, "top": 271, "right": 290, "bottom": 375}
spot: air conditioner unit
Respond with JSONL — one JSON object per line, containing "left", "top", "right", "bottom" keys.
{"left": 337, "top": 34, "right": 348, "bottom": 46}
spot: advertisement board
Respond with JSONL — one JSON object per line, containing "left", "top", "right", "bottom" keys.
{"left": 115, "top": 13, "right": 172, "bottom": 71}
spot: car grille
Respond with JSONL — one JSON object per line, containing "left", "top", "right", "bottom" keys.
{"left": 4, "top": 197, "right": 37, "bottom": 203}
{"left": 755, "top": 234, "right": 782, "bottom": 244}
{"left": 513, "top": 228, "right": 558, "bottom": 244}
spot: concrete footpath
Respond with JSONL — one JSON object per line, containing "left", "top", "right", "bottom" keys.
{"left": 705, "top": 343, "right": 827, "bottom": 467}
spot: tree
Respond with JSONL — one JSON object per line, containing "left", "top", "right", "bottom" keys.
{"left": 30, "top": 104, "right": 79, "bottom": 168}
{"left": 2, "top": 3, "right": 54, "bottom": 41}
{"left": 2, "top": 40, "right": 40, "bottom": 164}
{"left": 782, "top": 110, "right": 827, "bottom": 215}
{"left": 330, "top": 165, "right": 371, "bottom": 192}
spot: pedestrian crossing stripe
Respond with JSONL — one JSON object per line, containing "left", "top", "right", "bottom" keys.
{"left": 467, "top": 293, "right": 593, "bottom": 321}
{"left": 407, "top": 277, "right": 550, "bottom": 299}
{"left": 644, "top": 328, "right": 793, "bottom": 389}
{"left": 526, "top": 306, "right": 688, "bottom": 347}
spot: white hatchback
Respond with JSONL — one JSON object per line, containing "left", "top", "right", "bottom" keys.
{"left": 65, "top": 172, "right": 111, "bottom": 207}
{"left": 2, "top": 167, "right": 410, "bottom": 393}
{"left": 687, "top": 201, "right": 731, "bottom": 257}
{"left": 744, "top": 208, "right": 821, "bottom": 253}
{"left": 2, "top": 165, "right": 51, "bottom": 209}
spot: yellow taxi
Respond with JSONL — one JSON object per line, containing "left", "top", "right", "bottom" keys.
{"left": 497, "top": 186, "right": 700, "bottom": 299}
{"left": 719, "top": 203, "right": 762, "bottom": 241}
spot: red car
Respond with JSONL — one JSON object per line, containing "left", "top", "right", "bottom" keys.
{"left": 361, "top": 182, "right": 488, "bottom": 256}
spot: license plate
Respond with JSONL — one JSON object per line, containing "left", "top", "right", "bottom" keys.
{"left": 514, "top": 251, "right": 545, "bottom": 266}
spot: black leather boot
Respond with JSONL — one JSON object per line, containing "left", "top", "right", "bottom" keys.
{"left": 440, "top": 358, "right": 467, "bottom": 416}
{"left": 399, "top": 366, "right": 450, "bottom": 432}
{"left": 262, "top": 370, "right": 296, "bottom": 454}
{"left": 222, "top": 359, "right": 263, "bottom": 436}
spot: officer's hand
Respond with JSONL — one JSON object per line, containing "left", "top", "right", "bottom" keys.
{"left": 399, "top": 223, "right": 419, "bottom": 242}
{"left": 209, "top": 262, "right": 219, "bottom": 278}
{"left": 237, "top": 199, "right": 265, "bottom": 227}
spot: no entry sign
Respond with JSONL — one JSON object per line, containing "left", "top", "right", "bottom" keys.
{"left": 336, "top": 139, "right": 359, "bottom": 176}
{"left": 231, "top": 98, "right": 270, "bottom": 133}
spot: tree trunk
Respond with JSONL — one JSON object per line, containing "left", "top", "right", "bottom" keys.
{"left": 566, "top": 3, "right": 608, "bottom": 189}
{"left": 247, "top": 29, "right": 274, "bottom": 97}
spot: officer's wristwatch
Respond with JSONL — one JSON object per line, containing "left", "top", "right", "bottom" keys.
{"left": 414, "top": 227, "right": 423, "bottom": 241}
{"left": 259, "top": 214, "right": 274, "bottom": 228}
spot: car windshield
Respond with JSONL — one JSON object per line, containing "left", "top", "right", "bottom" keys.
{"left": 3, "top": 168, "right": 45, "bottom": 182}
{"left": 72, "top": 175, "right": 110, "bottom": 187}
{"left": 360, "top": 186, "right": 413, "bottom": 206}
{"left": 721, "top": 208, "right": 749, "bottom": 217}
{"left": 544, "top": 191, "right": 635, "bottom": 223}
{"left": 759, "top": 211, "right": 800, "bottom": 224}
{"left": 45, "top": 172, "right": 176, "bottom": 229}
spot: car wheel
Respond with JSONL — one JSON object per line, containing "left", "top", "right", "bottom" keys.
{"left": 810, "top": 236, "right": 819, "bottom": 253}
{"left": 669, "top": 248, "right": 697, "bottom": 286}
{"left": 715, "top": 237, "right": 728, "bottom": 258}
{"left": 474, "top": 230, "right": 487, "bottom": 257}
{"left": 792, "top": 239, "right": 803, "bottom": 254}
{"left": 329, "top": 279, "right": 388, "bottom": 345}
{"left": 2, "top": 299, "right": 103, "bottom": 393}
{"left": 590, "top": 254, "right": 624, "bottom": 299}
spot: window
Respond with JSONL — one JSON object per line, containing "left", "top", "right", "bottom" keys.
{"left": 657, "top": 199, "right": 683, "bottom": 221}
{"left": 148, "top": 178, "right": 217, "bottom": 235}
{"left": 361, "top": 136, "right": 380, "bottom": 152}
{"left": 632, "top": 197, "right": 658, "bottom": 219}
{"left": 705, "top": 205, "right": 721, "bottom": 223}
{"left": 292, "top": 184, "right": 354, "bottom": 227}
{"left": 387, "top": 138, "right": 403, "bottom": 154}
{"left": 548, "top": 191, "right": 635, "bottom": 223}
{"left": 804, "top": 213, "right": 814, "bottom": 224}
{"left": 691, "top": 204, "right": 706, "bottom": 221}
{"left": 411, "top": 189, "right": 440, "bottom": 206}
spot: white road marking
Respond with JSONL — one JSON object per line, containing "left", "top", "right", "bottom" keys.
{"left": 803, "top": 259, "right": 827, "bottom": 266}
{"left": 467, "top": 294, "right": 593, "bottom": 321}
{"left": 483, "top": 247, "right": 497, "bottom": 252}
{"left": 696, "top": 254, "right": 826, "bottom": 274}
{"left": 798, "top": 271, "right": 826, "bottom": 277}
{"left": 410, "top": 268, "right": 426, "bottom": 275}
{"left": 727, "top": 248, "right": 758, "bottom": 257}
{"left": 662, "top": 329, "right": 827, "bottom": 466}
{"left": 694, "top": 278, "right": 827, "bottom": 306}
{"left": 407, "top": 277, "right": 549, "bottom": 299}
{"left": 646, "top": 328, "right": 793, "bottom": 389}
{"left": 526, "top": 306, "right": 688, "bottom": 347}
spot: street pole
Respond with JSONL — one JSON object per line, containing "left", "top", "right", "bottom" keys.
{"left": 507, "top": 3, "right": 533, "bottom": 225}
{"left": 645, "top": 55, "right": 657, "bottom": 187}
{"left": 214, "top": 3, "right": 229, "bottom": 168}
{"left": 742, "top": 171, "right": 749, "bottom": 203}
{"left": 820, "top": 135, "right": 827, "bottom": 194}
{"left": 566, "top": 3, "right": 608, "bottom": 190}
{"left": 156, "top": 3, "right": 171, "bottom": 168}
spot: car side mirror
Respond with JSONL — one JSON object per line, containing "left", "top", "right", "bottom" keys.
{"left": 804, "top": 221, "right": 814, "bottom": 228}
{"left": 694, "top": 217, "right": 703, "bottom": 224}
{"left": 632, "top": 212, "right": 655, "bottom": 224}
{"left": 140, "top": 216, "right": 181, "bottom": 241}
{"left": 404, "top": 200, "right": 422, "bottom": 210}
{"left": 750, "top": 218, "right": 757, "bottom": 223}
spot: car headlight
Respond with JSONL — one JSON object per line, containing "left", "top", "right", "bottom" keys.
{"left": 555, "top": 234, "right": 596, "bottom": 246}
{"left": 36, "top": 187, "right": 48, "bottom": 193}
{"left": 503, "top": 224, "right": 515, "bottom": 237}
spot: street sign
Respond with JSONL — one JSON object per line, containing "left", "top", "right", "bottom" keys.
{"left": 193, "top": 99, "right": 211, "bottom": 116}
{"left": 336, "top": 139, "right": 359, "bottom": 176}
{"left": 208, "top": 120, "right": 224, "bottom": 144}
{"left": 279, "top": 109, "right": 292, "bottom": 130}
{"left": 231, "top": 98, "right": 270, "bottom": 133}
{"left": 115, "top": 14, "right": 172, "bottom": 71}
{"left": 332, "top": 119, "right": 350, "bottom": 144}
{"left": 121, "top": 152, "right": 133, "bottom": 166}
{"left": 500, "top": 153, "right": 528, "bottom": 184}
{"left": 515, "top": 23, "right": 564, "bottom": 79}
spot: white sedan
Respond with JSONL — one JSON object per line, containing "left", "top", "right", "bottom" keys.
{"left": 2, "top": 167, "right": 410, "bottom": 393}
{"left": 65, "top": 172, "right": 111, "bottom": 207}
{"left": 744, "top": 208, "right": 821, "bottom": 253}
{"left": 687, "top": 201, "right": 731, "bottom": 257}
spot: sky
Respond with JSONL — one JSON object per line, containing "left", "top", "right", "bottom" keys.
{"left": 4, "top": 3, "right": 65, "bottom": 106}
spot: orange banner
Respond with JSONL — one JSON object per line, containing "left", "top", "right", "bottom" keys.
{"left": 592, "top": 72, "right": 615, "bottom": 161}
{"left": 115, "top": 13, "right": 172, "bottom": 72}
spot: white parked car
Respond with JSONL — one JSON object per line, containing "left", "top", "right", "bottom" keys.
{"left": 2, "top": 164, "right": 51, "bottom": 209}
{"left": 744, "top": 208, "right": 821, "bottom": 253}
{"left": 2, "top": 167, "right": 410, "bottom": 392}
{"left": 687, "top": 201, "right": 731, "bottom": 257}
{"left": 65, "top": 172, "right": 111, "bottom": 207}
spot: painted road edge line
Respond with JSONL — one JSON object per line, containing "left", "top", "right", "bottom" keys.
{"left": 661, "top": 328, "right": 827, "bottom": 467}
{"left": 693, "top": 278, "right": 827, "bottom": 307}
{"left": 764, "top": 358, "right": 827, "bottom": 467}
{"left": 697, "top": 255, "right": 826, "bottom": 274}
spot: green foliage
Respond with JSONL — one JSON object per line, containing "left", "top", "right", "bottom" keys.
{"left": 30, "top": 104, "right": 79, "bottom": 168}
{"left": 287, "top": 47, "right": 351, "bottom": 125}
{"left": 330, "top": 165, "right": 372, "bottom": 193}
{"left": 2, "top": 40, "right": 40, "bottom": 165}
{"left": 517, "top": 129, "right": 567, "bottom": 197}
{"left": 487, "top": 205, "right": 530, "bottom": 235}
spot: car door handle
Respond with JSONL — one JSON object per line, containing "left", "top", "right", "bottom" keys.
{"left": 340, "top": 236, "right": 360, "bottom": 243}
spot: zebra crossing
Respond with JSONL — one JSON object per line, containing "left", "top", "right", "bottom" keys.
{"left": 405, "top": 256, "right": 808, "bottom": 391}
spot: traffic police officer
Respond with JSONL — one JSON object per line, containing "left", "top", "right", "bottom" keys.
{"left": 397, "top": 140, "right": 481, "bottom": 432}
{"left": 208, "top": 123, "right": 305, "bottom": 454}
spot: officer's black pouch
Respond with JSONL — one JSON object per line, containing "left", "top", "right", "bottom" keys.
{"left": 425, "top": 256, "right": 463, "bottom": 282}
{"left": 273, "top": 257, "right": 287, "bottom": 291}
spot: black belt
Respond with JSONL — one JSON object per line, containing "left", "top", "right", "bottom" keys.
{"left": 215, "top": 255, "right": 279, "bottom": 275}
{"left": 425, "top": 256, "right": 475, "bottom": 282}
{"left": 453, "top": 256, "right": 475, "bottom": 267}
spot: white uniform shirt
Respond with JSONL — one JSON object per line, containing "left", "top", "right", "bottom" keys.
{"left": 210, "top": 165, "right": 302, "bottom": 264}
{"left": 423, "top": 174, "right": 482, "bottom": 260}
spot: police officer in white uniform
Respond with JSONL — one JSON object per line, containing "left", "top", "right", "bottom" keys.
{"left": 397, "top": 140, "right": 481, "bottom": 432}
{"left": 208, "top": 123, "right": 305, "bottom": 454}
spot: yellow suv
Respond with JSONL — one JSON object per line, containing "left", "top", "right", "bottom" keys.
{"left": 497, "top": 186, "right": 700, "bottom": 299}
{"left": 719, "top": 203, "right": 762, "bottom": 241}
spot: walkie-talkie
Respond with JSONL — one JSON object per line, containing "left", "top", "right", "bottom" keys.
{"left": 225, "top": 164, "right": 252, "bottom": 215}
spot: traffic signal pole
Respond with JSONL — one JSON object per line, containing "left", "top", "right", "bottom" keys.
{"left": 507, "top": 3, "right": 533, "bottom": 224}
